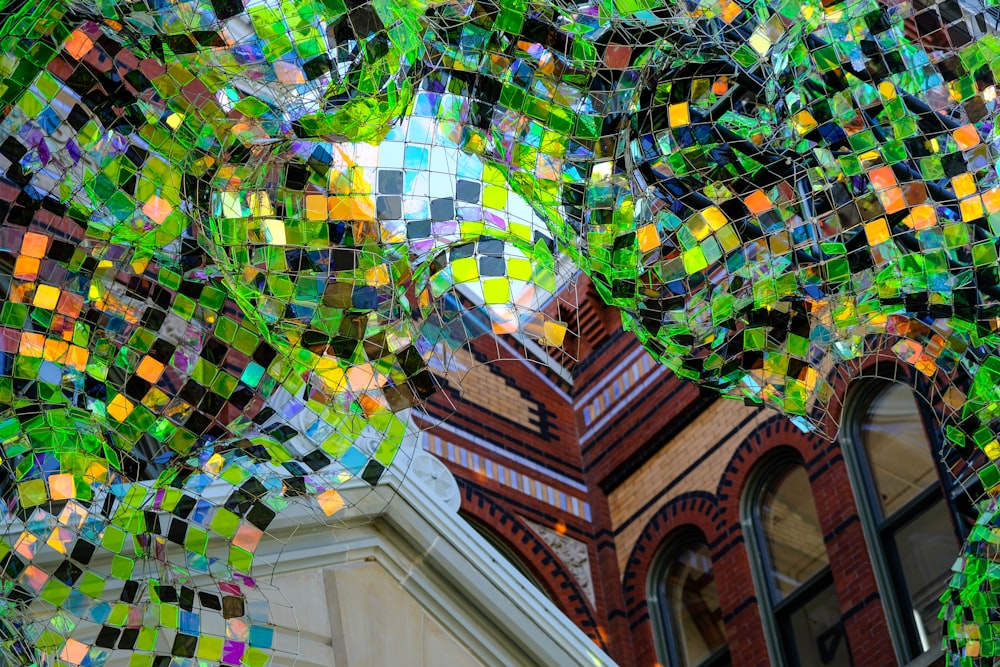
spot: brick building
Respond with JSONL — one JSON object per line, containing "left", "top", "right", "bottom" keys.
{"left": 421, "top": 277, "right": 972, "bottom": 667}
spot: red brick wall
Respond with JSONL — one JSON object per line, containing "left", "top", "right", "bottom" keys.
{"left": 714, "top": 418, "right": 895, "bottom": 666}
{"left": 424, "top": 335, "right": 583, "bottom": 481}
{"left": 420, "top": 307, "right": 931, "bottom": 666}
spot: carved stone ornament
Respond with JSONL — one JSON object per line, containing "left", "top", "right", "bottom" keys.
{"left": 524, "top": 518, "right": 595, "bottom": 607}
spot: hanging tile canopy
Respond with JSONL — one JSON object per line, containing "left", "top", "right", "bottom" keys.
{"left": 2, "top": 0, "right": 1000, "bottom": 664}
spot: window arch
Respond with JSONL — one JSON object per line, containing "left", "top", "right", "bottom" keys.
{"left": 648, "top": 528, "right": 730, "bottom": 667}
{"left": 842, "top": 379, "right": 980, "bottom": 664}
{"left": 463, "top": 515, "right": 553, "bottom": 600}
{"left": 742, "top": 454, "right": 852, "bottom": 666}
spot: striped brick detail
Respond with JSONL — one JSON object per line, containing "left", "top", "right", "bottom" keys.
{"left": 581, "top": 352, "right": 654, "bottom": 427}
{"left": 425, "top": 433, "right": 592, "bottom": 520}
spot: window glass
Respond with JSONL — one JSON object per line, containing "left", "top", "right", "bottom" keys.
{"left": 858, "top": 383, "right": 938, "bottom": 517}
{"left": 760, "top": 466, "right": 829, "bottom": 600}
{"left": 845, "top": 379, "right": 967, "bottom": 662}
{"left": 747, "top": 459, "right": 851, "bottom": 666}
{"left": 666, "top": 542, "right": 728, "bottom": 666}
{"left": 891, "top": 498, "right": 956, "bottom": 651}
{"left": 785, "top": 582, "right": 852, "bottom": 667}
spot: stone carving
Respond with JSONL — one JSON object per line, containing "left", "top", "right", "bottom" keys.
{"left": 525, "top": 518, "right": 595, "bottom": 607}
{"left": 411, "top": 446, "right": 463, "bottom": 514}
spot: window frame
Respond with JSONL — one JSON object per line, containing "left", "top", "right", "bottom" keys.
{"left": 841, "top": 377, "right": 976, "bottom": 666}
{"left": 647, "top": 527, "right": 731, "bottom": 667}
{"left": 741, "top": 451, "right": 849, "bottom": 667}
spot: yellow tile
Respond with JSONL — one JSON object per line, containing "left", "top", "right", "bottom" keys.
{"left": 452, "top": 257, "right": 479, "bottom": 283}
{"left": 107, "top": 393, "right": 135, "bottom": 421}
{"left": 668, "top": 102, "right": 690, "bottom": 128}
{"left": 263, "top": 219, "right": 286, "bottom": 245}
{"left": 961, "top": 196, "right": 984, "bottom": 221}
{"left": 304, "top": 194, "right": 328, "bottom": 220}
{"left": 507, "top": 257, "right": 532, "bottom": 281}
{"left": 865, "top": 218, "right": 891, "bottom": 245}
{"left": 952, "top": 172, "right": 976, "bottom": 199}
{"left": 791, "top": 111, "right": 817, "bottom": 134}
{"left": 483, "top": 277, "right": 511, "bottom": 304}
{"left": 541, "top": 320, "right": 568, "bottom": 347}
{"left": 32, "top": 284, "right": 60, "bottom": 310}
{"left": 703, "top": 206, "right": 727, "bottom": 230}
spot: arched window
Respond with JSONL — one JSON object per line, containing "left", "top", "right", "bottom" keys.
{"left": 463, "top": 516, "right": 553, "bottom": 600}
{"left": 843, "top": 380, "right": 979, "bottom": 664}
{"left": 743, "top": 457, "right": 852, "bottom": 666}
{"left": 648, "top": 530, "right": 730, "bottom": 667}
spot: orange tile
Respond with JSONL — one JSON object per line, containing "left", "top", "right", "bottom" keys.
{"left": 49, "top": 474, "right": 75, "bottom": 501}
{"left": 744, "top": 190, "right": 772, "bottom": 214}
{"left": 20, "top": 232, "right": 48, "bottom": 258}
{"left": 107, "top": 393, "right": 135, "bottom": 421}
{"left": 865, "top": 218, "right": 891, "bottom": 245}
{"left": 954, "top": 124, "right": 980, "bottom": 150}
{"left": 985, "top": 187, "right": 1000, "bottom": 214}
{"left": 64, "top": 29, "right": 95, "bottom": 60}
{"left": 328, "top": 196, "right": 353, "bottom": 221}
{"left": 142, "top": 194, "right": 173, "bottom": 224}
{"left": 43, "top": 338, "right": 69, "bottom": 362}
{"left": 304, "top": 194, "right": 328, "bottom": 220}
{"left": 868, "top": 165, "right": 896, "bottom": 190}
{"left": 879, "top": 186, "right": 906, "bottom": 213}
{"left": 19, "top": 332, "right": 45, "bottom": 358}
{"left": 56, "top": 292, "right": 84, "bottom": 318}
{"left": 637, "top": 224, "right": 660, "bottom": 252}
{"left": 13, "top": 256, "right": 39, "bottom": 281}
{"left": 66, "top": 345, "right": 89, "bottom": 371}
{"left": 905, "top": 205, "right": 937, "bottom": 230}
{"left": 135, "top": 356, "right": 165, "bottom": 383}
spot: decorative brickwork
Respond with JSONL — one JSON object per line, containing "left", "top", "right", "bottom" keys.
{"left": 425, "top": 431, "right": 592, "bottom": 520}
{"left": 620, "top": 491, "right": 724, "bottom": 666}
{"left": 421, "top": 303, "right": 950, "bottom": 665}
{"left": 713, "top": 415, "right": 896, "bottom": 666}
{"left": 456, "top": 480, "right": 606, "bottom": 649}
{"left": 609, "top": 399, "right": 768, "bottom": 573}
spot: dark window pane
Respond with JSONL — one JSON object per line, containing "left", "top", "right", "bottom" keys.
{"left": 859, "top": 383, "right": 937, "bottom": 517}
{"left": 761, "top": 467, "right": 829, "bottom": 600}
{"left": 892, "top": 498, "right": 958, "bottom": 652}
{"left": 785, "top": 583, "right": 852, "bottom": 667}
{"left": 666, "top": 543, "right": 728, "bottom": 666}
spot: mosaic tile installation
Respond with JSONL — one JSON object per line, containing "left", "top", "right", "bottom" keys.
{"left": 3, "top": 0, "right": 1000, "bottom": 664}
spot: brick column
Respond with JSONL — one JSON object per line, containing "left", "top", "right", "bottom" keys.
{"left": 808, "top": 444, "right": 896, "bottom": 665}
